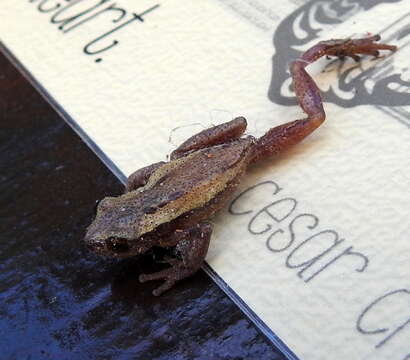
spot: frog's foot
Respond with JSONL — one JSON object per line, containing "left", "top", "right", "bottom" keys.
{"left": 139, "top": 264, "right": 195, "bottom": 296}
{"left": 318, "top": 34, "right": 397, "bottom": 61}
{"left": 139, "top": 222, "right": 212, "bottom": 296}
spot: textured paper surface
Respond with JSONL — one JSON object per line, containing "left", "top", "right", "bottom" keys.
{"left": 1, "top": 1, "right": 410, "bottom": 359}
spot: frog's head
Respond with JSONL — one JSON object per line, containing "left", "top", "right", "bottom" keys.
{"left": 84, "top": 195, "right": 153, "bottom": 258}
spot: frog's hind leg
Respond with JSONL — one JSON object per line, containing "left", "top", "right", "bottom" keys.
{"left": 139, "top": 222, "right": 212, "bottom": 296}
{"left": 170, "top": 117, "right": 247, "bottom": 160}
{"left": 125, "top": 161, "right": 165, "bottom": 192}
{"left": 251, "top": 35, "right": 396, "bottom": 163}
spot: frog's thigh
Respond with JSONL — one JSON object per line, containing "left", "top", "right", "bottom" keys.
{"left": 170, "top": 117, "right": 247, "bottom": 160}
{"left": 125, "top": 161, "right": 165, "bottom": 192}
{"left": 175, "top": 222, "right": 212, "bottom": 268}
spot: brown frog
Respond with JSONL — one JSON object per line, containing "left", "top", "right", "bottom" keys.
{"left": 85, "top": 35, "right": 396, "bottom": 295}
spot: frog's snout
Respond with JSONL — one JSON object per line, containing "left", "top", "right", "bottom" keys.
{"left": 106, "top": 237, "right": 130, "bottom": 253}
{"left": 84, "top": 225, "right": 107, "bottom": 254}
{"left": 84, "top": 235, "right": 106, "bottom": 254}
{"left": 84, "top": 232, "right": 130, "bottom": 256}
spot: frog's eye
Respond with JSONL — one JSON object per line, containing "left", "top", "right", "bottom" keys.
{"left": 106, "top": 237, "right": 129, "bottom": 253}
{"left": 93, "top": 199, "right": 101, "bottom": 214}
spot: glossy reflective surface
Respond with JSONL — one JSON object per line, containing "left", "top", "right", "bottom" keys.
{"left": 0, "top": 51, "right": 286, "bottom": 360}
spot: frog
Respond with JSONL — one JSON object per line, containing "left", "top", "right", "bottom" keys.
{"left": 85, "top": 35, "right": 396, "bottom": 296}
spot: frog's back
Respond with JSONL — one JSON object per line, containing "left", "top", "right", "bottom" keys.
{"left": 131, "top": 137, "right": 255, "bottom": 235}
{"left": 147, "top": 137, "right": 254, "bottom": 188}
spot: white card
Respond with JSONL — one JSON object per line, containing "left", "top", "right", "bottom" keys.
{"left": 2, "top": 1, "right": 409, "bottom": 359}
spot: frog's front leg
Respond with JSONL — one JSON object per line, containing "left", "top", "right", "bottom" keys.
{"left": 170, "top": 117, "right": 247, "bottom": 160}
{"left": 139, "top": 222, "right": 212, "bottom": 296}
{"left": 252, "top": 35, "right": 396, "bottom": 162}
{"left": 125, "top": 161, "right": 165, "bottom": 192}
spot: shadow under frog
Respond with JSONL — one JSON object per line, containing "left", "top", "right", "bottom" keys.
{"left": 268, "top": 0, "right": 410, "bottom": 109}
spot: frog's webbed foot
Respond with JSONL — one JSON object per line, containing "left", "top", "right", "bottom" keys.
{"left": 139, "top": 222, "right": 212, "bottom": 296}
{"left": 125, "top": 161, "right": 165, "bottom": 192}
{"left": 319, "top": 34, "right": 396, "bottom": 61}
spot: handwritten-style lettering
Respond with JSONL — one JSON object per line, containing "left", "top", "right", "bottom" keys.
{"left": 27, "top": 0, "right": 161, "bottom": 62}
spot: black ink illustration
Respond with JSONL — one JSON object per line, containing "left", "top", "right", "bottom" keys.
{"left": 268, "top": 0, "right": 410, "bottom": 126}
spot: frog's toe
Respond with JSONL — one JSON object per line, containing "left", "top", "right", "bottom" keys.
{"left": 139, "top": 266, "right": 181, "bottom": 296}
{"left": 330, "top": 35, "right": 396, "bottom": 59}
{"left": 139, "top": 264, "right": 197, "bottom": 295}
{"left": 139, "top": 267, "right": 173, "bottom": 283}
{"left": 152, "top": 279, "right": 177, "bottom": 296}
